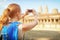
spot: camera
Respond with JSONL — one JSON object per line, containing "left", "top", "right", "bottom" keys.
{"left": 28, "top": 9, "right": 33, "bottom": 12}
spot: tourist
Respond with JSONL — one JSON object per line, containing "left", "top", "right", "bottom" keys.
{"left": 1, "top": 3, "right": 38, "bottom": 40}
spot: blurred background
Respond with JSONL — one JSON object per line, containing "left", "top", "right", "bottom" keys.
{"left": 0, "top": 0, "right": 60, "bottom": 40}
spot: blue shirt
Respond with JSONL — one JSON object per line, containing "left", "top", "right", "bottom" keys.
{"left": 1, "top": 22, "right": 21, "bottom": 40}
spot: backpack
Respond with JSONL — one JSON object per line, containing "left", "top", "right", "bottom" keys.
{"left": 1, "top": 22, "right": 21, "bottom": 40}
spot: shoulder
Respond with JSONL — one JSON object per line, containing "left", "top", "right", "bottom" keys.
{"left": 17, "top": 21, "right": 22, "bottom": 29}
{"left": 10, "top": 21, "right": 22, "bottom": 25}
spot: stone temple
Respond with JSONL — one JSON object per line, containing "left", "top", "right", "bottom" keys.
{"left": 21, "top": 6, "right": 60, "bottom": 31}
{"left": 21, "top": 6, "right": 60, "bottom": 40}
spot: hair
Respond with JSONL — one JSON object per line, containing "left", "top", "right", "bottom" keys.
{"left": 0, "top": 3, "right": 21, "bottom": 30}
{"left": 0, "top": 9, "right": 10, "bottom": 30}
{"left": 8, "top": 3, "right": 21, "bottom": 18}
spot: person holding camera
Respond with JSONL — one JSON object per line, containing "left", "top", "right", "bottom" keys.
{"left": 1, "top": 4, "right": 38, "bottom": 40}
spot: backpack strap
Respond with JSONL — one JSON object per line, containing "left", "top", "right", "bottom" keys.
{"left": 1, "top": 26, "right": 8, "bottom": 40}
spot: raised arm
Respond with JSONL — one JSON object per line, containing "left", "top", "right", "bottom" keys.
{"left": 22, "top": 10, "right": 38, "bottom": 32}
{"left": 22, "top": 16, "right": 38, "bottom": 32}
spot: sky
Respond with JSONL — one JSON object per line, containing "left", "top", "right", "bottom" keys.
{"left": 0, "top": 0, "right": 60, "bottom": 15}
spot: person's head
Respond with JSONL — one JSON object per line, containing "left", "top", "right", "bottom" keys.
{"left": 1, "top": 3, "right": 21, "bottom": 23}
{"left": 0, "top": 3, "right": 21, "bottom": 30}
{"left": 7, "top": 3, "right": 21, "bottom": 21}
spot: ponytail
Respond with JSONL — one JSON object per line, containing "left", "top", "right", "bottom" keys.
{"left": 0, "top": 9, "right": 10, "bottom": 30}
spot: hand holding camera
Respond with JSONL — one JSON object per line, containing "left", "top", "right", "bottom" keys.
{"left": 25, "top": 9, "right": 37, "bottom": 17}
{"left": 23, "top": 9, "right": 38, "bottom": 24}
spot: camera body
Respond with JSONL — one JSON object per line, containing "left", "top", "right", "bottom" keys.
{"left": 28, "top": 9, "right": 33, "bottom": 12}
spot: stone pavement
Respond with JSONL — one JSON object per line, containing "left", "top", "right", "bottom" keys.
{"left": 24, "top": 30, "right": 60, "bottom": 40}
